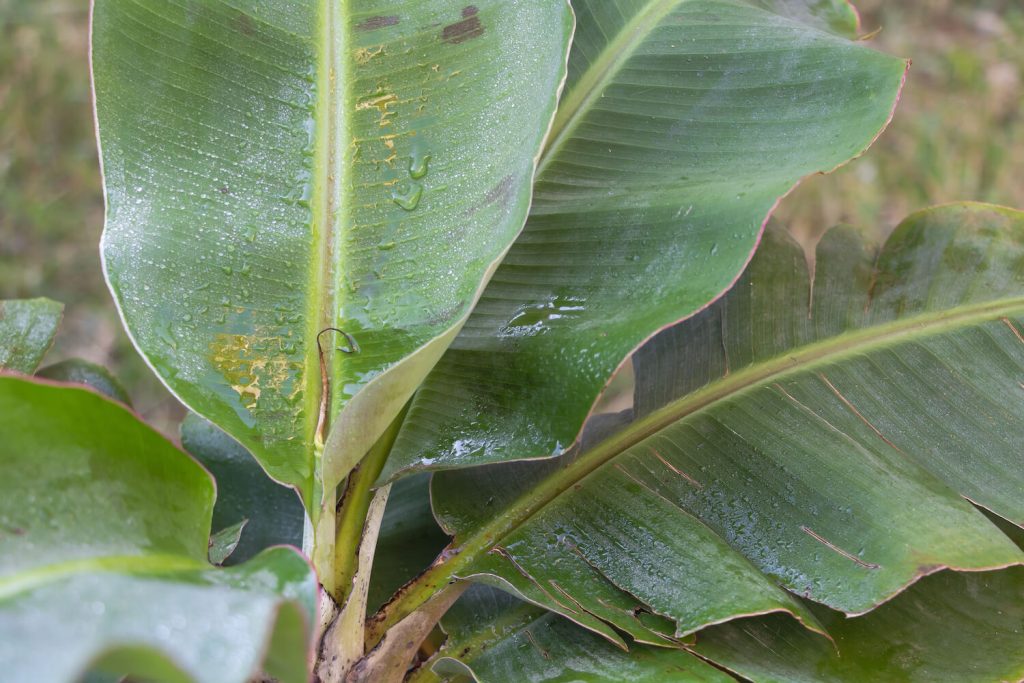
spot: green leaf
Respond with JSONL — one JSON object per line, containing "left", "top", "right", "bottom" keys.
{"left": 692, "top": 567, "right": 1024, "bottom": 682}
{"left": 180, "top": 413, "right": 304, "bottom": 566}
{"left": 0, "top": 375, "right": 316, "bottom": 683}
{"left": 93, "top": 1, "right": 574, "bottom": 505}
{"left": 0, "top": 297, "right": 62, "bottom": 373}
{"left": 418, "top": 585, "right": 733, "bottom": 683}
{"left": 409, "top": 203, "right": 1024, "bottom": 646}
{"left": 208, "top": 519, "right": 247, "bottom": 565}
{"left": 384, "top": 0, "right": 908, "bottom": 480}
{"left": 36, "top": 358, "right": 132, "bottom": 405}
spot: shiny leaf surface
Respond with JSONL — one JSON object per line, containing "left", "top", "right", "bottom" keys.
{"left": 0, "top": 376, "right": 316, "bottom": 683}
{"left": 93, "top": 0, "right": 574, "bottom": 504}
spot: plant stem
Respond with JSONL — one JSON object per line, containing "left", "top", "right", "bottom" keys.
{"left": 331, "top": 402, "right": 409, "bottom": 602}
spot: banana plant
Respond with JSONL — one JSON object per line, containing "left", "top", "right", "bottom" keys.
{"left": 3, "top": 0, "right": 1021, "bottom": 681}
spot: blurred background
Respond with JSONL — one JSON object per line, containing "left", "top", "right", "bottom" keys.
{"left": 2, "top": 0, "right": 1023, "bottom": 435}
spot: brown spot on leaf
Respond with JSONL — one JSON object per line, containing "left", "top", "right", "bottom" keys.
{"left": 442, "top": 6, "right": 484, "bottom": 44}
{"left": 483, "top": 174, "right": 513, "bottom": 208}
{"left": 236, "top": 13, "right": 255, "bottom": 36}
{"left": 357, "top": 15, "right": 399, "bottom": 32}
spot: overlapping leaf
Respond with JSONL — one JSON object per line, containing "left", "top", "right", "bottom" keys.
{"left": 384, "top": 0, "right": 908, "bottom": 480}
{"left": 410, "top": 204, "right": 1024, "bottom": 649}
{"left": 0, "top": 376, "right": 316, "bottom": 683}
{"left": 93, "top": 0, "right": 574, "bottom": 506}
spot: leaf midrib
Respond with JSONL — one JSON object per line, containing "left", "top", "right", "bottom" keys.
{"left": 0, "top": 554, "right": 209, "bottom": 600}
{"left": 443, "top": 295, "right": 1024, "bottom": 575}
{"left": 537, "top": 0, "right": 680, "bottom": 175}
{"left": 308, "top": 0, "right": 352, "bottom": 478}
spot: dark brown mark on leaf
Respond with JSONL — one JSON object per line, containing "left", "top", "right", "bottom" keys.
{"left": 442, "top": 6, "right": 484, "bottom": 44}
{"left": 462, "top": 174, "right": 514, "bottom": 218}
{"left": 523, "top": 629, "right": 550, "bottom": 659}
{"left": 236, "top": 13, "right": 255, "bottom": 36}
{"left": 483, "top": 174, "right": 513, "bottom": 207}
{"left": 357, "top": 15, "right": 400, "bottom": 32}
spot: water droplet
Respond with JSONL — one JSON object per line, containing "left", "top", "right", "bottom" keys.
{"left": 378, "top": 241, "right": 396, "bottom": 251}
{"left": 408, "top": 151, "right": 431, "bottom": 179}
{"left": 709, "top": 243, "right": 719, "bottom": 256}
{"left": 182, "top": 313, "right": 193, "bottom": 322}
{"left": 391, "top": 183, "right": 423, "bottom": 211}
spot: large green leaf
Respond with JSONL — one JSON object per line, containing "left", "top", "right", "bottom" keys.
{"left": 383, "top": 0, "right": 908, "bottom": 480}
{"left": 0, "top": 375, "right": 316, "bottom": 683}
{"left": 693, "top": 567, "right": 1024, "bottom": 682}
{"left": 416, "top": 585, "right": 733, "bottom": 683}
{"left": 0, "top": 297, "right": 62, "bottom": 372}
{"left": 93, "top": 1, "right": 574, "bottom": 506}
{"left": 180, "top": 413, "right": 305, "bottom": 565}
{"left": 388, "top": 204, "right": 1023, "bottom": 646}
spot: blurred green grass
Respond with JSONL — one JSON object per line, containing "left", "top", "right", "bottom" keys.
{"left": 1, "top": 0, "right": 1022, "bottom": 434}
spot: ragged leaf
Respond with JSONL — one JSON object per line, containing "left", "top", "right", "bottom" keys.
{"left": 693, "top": 567, "right": 1024, "bottom": 682}
{"left": 0, "top": 297, "right": 62, "bottom": 373}
{"left": 416, "top": 585, "right": 732, "bottom": 683}
{"left": 384, "top": 0, "right": 908, "bottom": 480}
{"left": 93, "top": 0, "right": 574, "bottom": 509}
{"left": 0, "top": 375, "right": 316, "bottom": 683}
{"left": 386, "top": 203, "right": 1024, "bottom": 648}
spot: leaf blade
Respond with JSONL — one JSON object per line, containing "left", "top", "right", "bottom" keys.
{"left": 93, "top": 0, "right": 575, "bottom": 504}
{"left": 0, "top": 375, "right": 316, "bottom": 683}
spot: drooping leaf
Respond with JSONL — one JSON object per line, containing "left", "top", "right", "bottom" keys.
{"left": 93, "top": 0, "right": 574, "bottom": 507}
{"left": 180, "top": 413, "right": 304, "bottom": 566}
{"left": 0, "top": 297, "right": 62, "bottom": 373}
{"left": 400, "top": 204, "right": 1024, "bottom": 646}
{"left": 0, "top": 375, "right": 316, "bottom": 683}
{"left": 36, "top": 358, "right": 132, "bottom": 405}
{"left": 384, "top": 0, "right": 908, "bottom": 480}
{"left": 692, "top": 567, "right": 1024, "bottom": 683}
{"left": 417, "top": 585, "right": 733, "bottom": 683}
